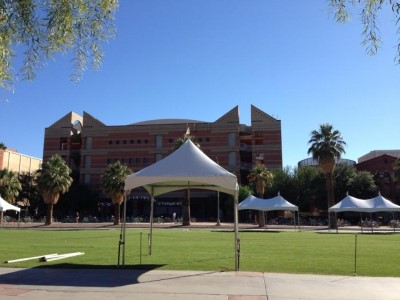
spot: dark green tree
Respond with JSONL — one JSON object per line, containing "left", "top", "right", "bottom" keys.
{"left": 100, "top": 160, "right": 131, "bottom": 225}
{"left": 308, "top": 124, "right": 346, "bottom": 227}
{"left": 35, "top": 154, "right": 73, "bottom": 225}
{"left": 248, "top": 164, "right": 273, "bottom": 227}
{"left": 0, "top": 168, "right": 21, "bottom": 203}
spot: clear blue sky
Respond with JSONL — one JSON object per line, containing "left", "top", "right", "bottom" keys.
{"left": 1, "top": 1, "right": 399, "bottom": 168}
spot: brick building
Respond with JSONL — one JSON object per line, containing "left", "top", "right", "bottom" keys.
{"left": 355, "top": 150, "right": 400, "bottom": 204}
{"left": 43, "top": 105, "right": 282, "bottom": 220}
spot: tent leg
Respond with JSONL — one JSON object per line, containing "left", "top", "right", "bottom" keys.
{"left": 149, "top": 192, "right": 154, "bottom": 255}
{"left": 122, "top": 194, "right": 127, "bottom": 266}
{"left": 234, "top": 190, "right": 239, "bottom": 271}
{"left": 335, "top": 212, "right": 338, "bottom": 234}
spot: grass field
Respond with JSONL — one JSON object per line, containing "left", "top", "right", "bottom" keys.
{"left": 1, "top": 228, "right": 399, "bottom": 277}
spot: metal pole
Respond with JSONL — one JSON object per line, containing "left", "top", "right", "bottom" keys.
{"left": 122, "top": 194, "right": 127, "bottom": 265}
{"left": 234, "top": 188, "right": 239, "bottom": 271}
{"left": 216, "top": 190, "right": 221, "bottom": 226}
{"left": 354, "top": 234, "right": 358, "bottom": 276}
{"left": 140, "top": 232, "right": 142, "bottom": 265}
{"left": 335, "top": 212, "right": 338, "bottom": 234}
{"left": 149, "top": 188, "right": 154, "bottom": 255}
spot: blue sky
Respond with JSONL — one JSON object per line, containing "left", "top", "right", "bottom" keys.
{"left": 1, "top": 1, "right": 399, "bottom": 168}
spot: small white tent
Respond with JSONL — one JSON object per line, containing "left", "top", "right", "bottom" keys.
{"left": 123, "top": 140, "right": 240, "bottom": 269}
{"left": 238, "top": 193, "right": 300, "bottom": 229}
{"left": 0, "top": 195, "right": 21, "bottom": 213}
{"left": 0, "top": 195, "right": 21, "bottom": 227}
{"left": 239, "top": 193, "right": 298, "bottom": 212}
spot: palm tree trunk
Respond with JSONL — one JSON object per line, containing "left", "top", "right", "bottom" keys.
{"left": 45, "top": 204, "right": 53, "bottom": 225}
{"left": 114, "top": 203, "right": 120, "bottom": 225}
{"left": 182, "top": 189, "right": 191, "bottom": 226}
{"left": 258, "top": 211, "right": 265, "bottom": 227}
{"left": 326, "top": 172, "right": 336, "bottom": 228}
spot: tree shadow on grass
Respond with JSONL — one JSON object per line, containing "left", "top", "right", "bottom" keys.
{"left": 0, "top": 264, "right": 165, "bottom": 287}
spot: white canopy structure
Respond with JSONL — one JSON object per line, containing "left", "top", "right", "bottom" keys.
{"left": 329, "top": 192, "right": 400, "bottom": 232}
{"left": 0, "top": 195, "right": 21, "bottom": 213}
{"left": 329, "top": 192, "right": 400, "bottom": 213}
{"left": 0, "top": 195, "right": 21, "bottom": 227}
{"left": 238, "top": 193, "right": 300, "bottom": 230}
{"left": 239, "top": 193, "right": 298, "bottom": 212}
{"left": 123, "top": 140, "right": 240, "bottom": 269}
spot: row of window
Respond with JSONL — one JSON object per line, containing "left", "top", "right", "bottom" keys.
{"left": 106, "top": 157, "right": 151, "bottom": 165}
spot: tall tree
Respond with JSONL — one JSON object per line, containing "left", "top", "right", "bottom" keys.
{"left": 0, "top": 142, "right": 6, "bottom": 150}
{"left": 100, "top": 160, "right": 131, "bottom": 225}
{"left": 35, "top": 154, "right": 73, "bottom": 225}
{"left": 0, "top": 0, "right": 118, "bottom": 88}
{"left": 308, "top": 123, "right": 346, "bottom": 228}
{"left": 0, "top": 168, "right": 21, "bottom": 203}
{"left": 173, "top": 130, "right": 200, "bottom": 226}
{"left": 329, "top": 0, "right": 400, "bottom": 63}
{"left": 248, "top": 164, "right": 273, "bottom": 227}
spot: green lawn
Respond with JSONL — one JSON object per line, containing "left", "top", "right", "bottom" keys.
{"left": 1, "top": 228, "right": 399, "bottom": 277}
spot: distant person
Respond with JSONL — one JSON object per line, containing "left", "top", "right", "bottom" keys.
{"left": 172, "top": 212, "right": 176, "bottom": 223}
{"left": 76, "top": 212, "right": 79, "bottom": 223}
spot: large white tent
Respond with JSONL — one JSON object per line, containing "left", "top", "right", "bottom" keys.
{"left": 329, "top": 192, "right": 400, "bottom": 232}
{"left": 238, "top": 193, "right": 300, "bottom": 229}
{"left": 123, "top": 140, "right": 240, "bottom": 269}
{"left": 329, "top": 192, "right": 400, "bottom": 213}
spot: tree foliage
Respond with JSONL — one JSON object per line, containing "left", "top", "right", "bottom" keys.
{"left": 0, "top": 0, "right": 118, "bottom": 88}
{"left": 100, "top": 160, "right": 131, "bottom": 225}
{"left": 35, "top": 154, "right": 73, "bottom": 225}
{"left": 0, "top": 168, "right": 21, "bottom": 202}
{"left": 329, "top": 0, "right": 400, "bottom": 63}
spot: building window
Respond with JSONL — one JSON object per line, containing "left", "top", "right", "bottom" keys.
{"left": 116, "top": 140, "right": 120, "bottom": 144}
{"left": 123, "top": 140, "right": 127, "bottom": 144}
{"left": 109, "top": 140, "right": 113, "bottom": 145}
{"left": 84, "top": 155, "right": 91, "bottom": 168}
{"left": 136, "top": 157, "right": 141, "bottom": 164}
{"left": 206, "top": 137, "right": 210, "bottom": 142}
{"left": 228, "top": 152, "right": 236, "bottom": 166}
{"left": 155, "top": 135, "right": 163, "bottom": 148}
{"left": 168, "top": 138, "right": 174, "bottom": 143}
{"left": 60, "top": 138, "right": 68, "bottom": 150}
{"left": 130, "top": 140, "right": 134, "bottom": 144}
{"left": 143, "top": 157, "right": 149, "bottom": 164}
{"left": 137, "top": 139, "right": 141, "bottom": 144}
{"left": 228, "top": 132, "right": 236, "bottom": 146}
{"left": 155, "top": 153, "right": 162, "bottom": 162}
{"left": 84, "top": 174, "right": 91, "bottom": 184}
{"left": 85, "top": 137, "right": 92, "bottom": 150}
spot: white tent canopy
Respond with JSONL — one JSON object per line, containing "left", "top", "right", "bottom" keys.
{"left": 123, "top": 139, "right": 240, "bottom": 270}
{"left": 125, "top": 140, "right": 238, "bottom": 195}
{"left": 238, "top": 193, "right": 298, "bottom": 212}
{"left": 0, "top": 195, "right": 21, "bottom": 212}
{"left": 329, "top": 192, "right": 400, "bottom": 213}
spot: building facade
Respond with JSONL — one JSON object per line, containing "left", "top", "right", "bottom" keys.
{"left": 0, "top": 148, "right": 42, "bottom": 174}
{"left": 355, "top": 150, "right": 400, "bottom": 204}
{"left": 43, "top": 105, "right": 282, "bottom": 220}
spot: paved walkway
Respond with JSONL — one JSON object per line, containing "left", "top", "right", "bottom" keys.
{"left": 0, "top": 267, "right": 399, "bottom": 300}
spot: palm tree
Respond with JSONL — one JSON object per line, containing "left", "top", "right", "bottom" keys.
{"left": 248, "top": 164, "right": 273, "bottom": 227}
{"left": 173, "top": 130, "right": 200, "bottom": 226}
{"left": 0, "top": 168, "right": 21, "bottom": 203}
{"left": 101, "top": 161, "right": 131, "bottom": 225}
{"left": 36, "top": 154, "right": 73, "bottom": 225}
{"left": 307, "top": 123, "right": 346, "bottom": 228}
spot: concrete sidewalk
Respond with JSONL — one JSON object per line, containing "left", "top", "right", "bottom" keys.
{"left": 0, "top": 267, "right": 399, "bottom": 300}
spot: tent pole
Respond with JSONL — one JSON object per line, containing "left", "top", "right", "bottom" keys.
{"left": 122, "top": 193, "right": 127, "bottom": 265}
{"left": 216, "top": 190, "right": 220, "bottom": 226}
{"left": 149, "top": 188, "right": 154, "bottom": 255}
{"left": 335, "top": 212, "right": 338, "bottom": 234}
{"left": 234, "top": 188, "right": 239, "bottom": 271}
